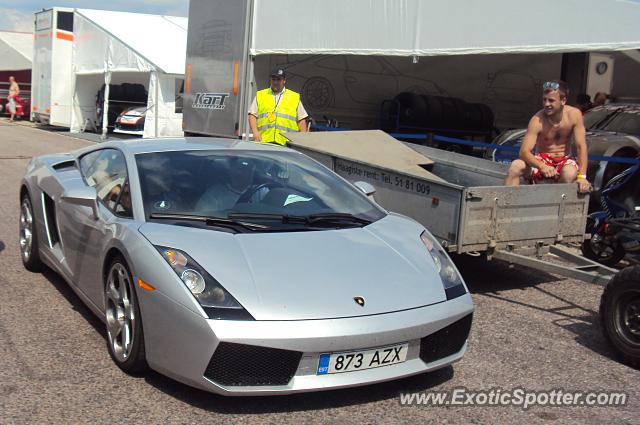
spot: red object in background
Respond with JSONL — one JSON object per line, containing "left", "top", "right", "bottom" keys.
{"left": 0, "top": 69, "right": 31, "bottom": 119}
{"left": 11, "top": 95, "right": 25, "bottom": 117}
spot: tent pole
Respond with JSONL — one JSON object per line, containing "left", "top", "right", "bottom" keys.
{"left": 102, "top": 71, "right": 111, "bottom": 140}
{"left": 154, "top": 72, "right": 159, "bottom": 138}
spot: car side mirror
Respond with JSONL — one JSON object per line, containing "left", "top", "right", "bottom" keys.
{"left": 354, "top": 181, "right": 376, "bottom": 198}
{"left": 61, "top": 185, "right": 99, "bottom": 220}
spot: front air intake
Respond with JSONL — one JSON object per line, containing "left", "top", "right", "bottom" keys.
{"left": 419, "top": 313, "right": 473, "bottom": 364}
{"left": 204, "top": 342, "right": 302, "bottom": 386}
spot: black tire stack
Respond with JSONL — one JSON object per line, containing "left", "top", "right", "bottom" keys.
{"left": 391, "top": 92, "right": 494, "bottom": 133}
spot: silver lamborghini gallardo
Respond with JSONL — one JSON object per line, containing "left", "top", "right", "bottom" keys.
{"left": 19, "top": 137, "right": 473, "bottom": 395}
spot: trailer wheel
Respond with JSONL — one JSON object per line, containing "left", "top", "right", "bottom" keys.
{"left": 600, "top": 265, "right": 640, "bottom": 368}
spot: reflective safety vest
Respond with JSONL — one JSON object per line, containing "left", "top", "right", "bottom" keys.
{"left": 255, "top": 88, "right": 300, "bottom": 145}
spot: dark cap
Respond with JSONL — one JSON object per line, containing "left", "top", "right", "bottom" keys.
{"left": 270, "top": 68, "right": 286, "bottom": 78}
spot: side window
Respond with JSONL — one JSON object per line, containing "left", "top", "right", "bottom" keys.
{"left": 79, "top": 149, "right": 132, "bottom": 218}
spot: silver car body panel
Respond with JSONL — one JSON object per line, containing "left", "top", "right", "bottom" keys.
{"left": 138, "top": 214, "right": 448, "bottom": 321}
{"left": 19, "top": 137, "right": 473, "bottom": 395}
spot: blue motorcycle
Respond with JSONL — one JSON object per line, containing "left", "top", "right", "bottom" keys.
{"left": 581, "top": 162, "right": 640, "bottom": 266}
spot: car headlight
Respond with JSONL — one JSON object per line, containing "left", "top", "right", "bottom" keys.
{"left": 420, "top": 231, "right": 467, "bottom": 300}
{"left": 155, "top": 246, "right": 254, "bottom": 320}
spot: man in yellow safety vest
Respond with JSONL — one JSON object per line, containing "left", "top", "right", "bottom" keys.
{"left": 248, "top": 68, "right": 308, "bottom": 145}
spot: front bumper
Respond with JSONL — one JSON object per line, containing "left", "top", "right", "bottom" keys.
{"left": 114, "top": 120, "right": 144, "bottom": 135}
{"left": 142, "top": 290, "right": 473, "bottom": 396}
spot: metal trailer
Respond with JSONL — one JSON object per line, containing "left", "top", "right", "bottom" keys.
{"left": 286, "top": 130, "right": 617, "bottom": 285}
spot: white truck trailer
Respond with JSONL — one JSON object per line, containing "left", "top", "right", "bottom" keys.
{"left": 31, "top": 7, "right": 74, "bottom": 126}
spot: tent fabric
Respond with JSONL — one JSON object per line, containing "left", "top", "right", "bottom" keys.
{"left": 0, "top": 31, "right": 33, "bottom": 71}
{"left": 251, "top": 0, "right": 640, "bottom": 56}
{"left": 70, "top": 9, "right": 185, "bottom": 137}
{"left": 73, "top": 13, "right": 154, "bottom": 74}
{"left": 144, "top": 72, "right": 183, "bottom": 138}
{"left": 76, "top": 9, "right": 187, "bottom": 74}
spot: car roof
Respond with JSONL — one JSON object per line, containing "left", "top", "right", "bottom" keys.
{"left": 78, "top": 137, "right": 293, "bottom": 157}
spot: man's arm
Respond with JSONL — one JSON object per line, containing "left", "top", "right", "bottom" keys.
{"left": 298, "top": 118, "right": 308, "bottom": 132}
{"left": 519, "top": 115, "right": 556, "bottom": 177}
{"left": 297, "top": 101, "right": 309, "bottom": 132}
{"left": 571, "top": 109, "right": 590, "bottom": 192}
{"left": 247, "top": 96, "right": 261, "bottom": 141}
{"left": 247, "top": 114, "right": 261, "bottom": 141}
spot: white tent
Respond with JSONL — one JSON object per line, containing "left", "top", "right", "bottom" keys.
{"left": 250, "top": 0, "right": 640, "bottom": 56}
{"left": 0, "top": 31, "right": 32, "bottom": 71}
{"left": 70, "top": 9, "right": 187, "bottom": 138}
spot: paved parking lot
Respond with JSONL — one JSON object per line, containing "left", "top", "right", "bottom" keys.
{"left": 0, "top": 119, "right": 638, "bottom": 424}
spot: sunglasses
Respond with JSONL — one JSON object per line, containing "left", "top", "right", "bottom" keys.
{"left": 543, "top": 81, "right": 560, "bottom": 91}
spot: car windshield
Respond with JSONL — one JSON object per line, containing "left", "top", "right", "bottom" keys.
{"left": 598, "top": 111, "right": 640, "bottom": 135}
{"left": 583, "top": 108, "right": 612, "bottom": 129}
{"left": 584, "top": 107, "right": 640, "bottom": 135}
{"left": 135, "top": 150, "right": 385, "bottom": 229}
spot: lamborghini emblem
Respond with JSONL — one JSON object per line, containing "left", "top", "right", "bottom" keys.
{"left": 354, "top": 296, "right": 365, "bottom": 307}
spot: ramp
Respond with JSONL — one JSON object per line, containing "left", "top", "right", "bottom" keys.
{"left": 285, "top": 130, "right": 445, "bottom": 183}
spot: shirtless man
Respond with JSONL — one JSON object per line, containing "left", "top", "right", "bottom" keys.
{"left": 7, "top": 76, "right": 20, "bottom": 122}
{"left": 504, "top": 80, "right": 591, "bottom": 193}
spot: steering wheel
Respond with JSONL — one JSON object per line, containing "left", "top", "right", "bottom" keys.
{"left": 236, "top": 182, "right": 284, "bottom": 204}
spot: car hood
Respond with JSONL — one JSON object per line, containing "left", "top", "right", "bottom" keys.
{"left": 139, "top": 214, "right": 448, "bottom": 320}
{"left": 121, "top": 106, "right": 147, "bottom": 116}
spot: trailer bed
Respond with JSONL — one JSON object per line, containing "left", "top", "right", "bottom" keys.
{"left": 286, "top": 130, "right": 590, "bottom": 254}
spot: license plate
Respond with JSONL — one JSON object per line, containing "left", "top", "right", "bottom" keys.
{"left": 317, "top": 342, "right": 408, "bottom": 375}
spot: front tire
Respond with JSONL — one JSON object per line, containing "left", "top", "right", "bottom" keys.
{"left": 19, "top": 194, "right": 43, "bottom": 272}
{"left": 105, "top": 255, "right": 148, "bottom": 374}
{"left": 600, "top": 266, "right": 640, "bottom": 368}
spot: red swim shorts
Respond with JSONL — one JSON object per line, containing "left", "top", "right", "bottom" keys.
{"left": 530, "top": 153, "right": 578, "bottom": 183}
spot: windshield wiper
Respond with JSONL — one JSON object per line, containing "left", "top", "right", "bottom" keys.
{"left": 306, "top": 213, "right": 372, "bottom": 226}
{"left": 149, "top": 213, "right": 269, "bottom": 231}
{"left": 228, "top": 212, "right": 371, "bottom": 227}
{"left": 228, "top": 212, "right": 308, "bottom": 224}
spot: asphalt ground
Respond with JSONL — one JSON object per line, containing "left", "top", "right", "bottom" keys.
{"left": 0, "top": 118, "right": 638, "bottom": 424}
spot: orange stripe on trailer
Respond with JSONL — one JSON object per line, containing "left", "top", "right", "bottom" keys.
{"left": 185, "top": 64, "right": 191, "bottom": 95}
{"left": 232, "top": 61, "right": 240, "bottom": 96}
{"left": 137, "top": 278, "right": 156, "bottom": 292}
{"left": 56, "top": 32, "right": 74, "bottom": 42}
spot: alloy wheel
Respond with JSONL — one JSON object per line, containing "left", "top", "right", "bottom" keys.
{"left": 105, "top": 263, "right": 136, "bottom": 362}
{"left": 19, "top": 198, "right": 34, "bottom": 263}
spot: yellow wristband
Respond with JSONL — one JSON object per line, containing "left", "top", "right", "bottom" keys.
{"left": 577, "top": 174, "right": 587, "bottom": 180}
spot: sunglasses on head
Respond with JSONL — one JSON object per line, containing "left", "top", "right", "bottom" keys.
{"left": 543, "top": 81, "right": 560, "bottom": 91}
